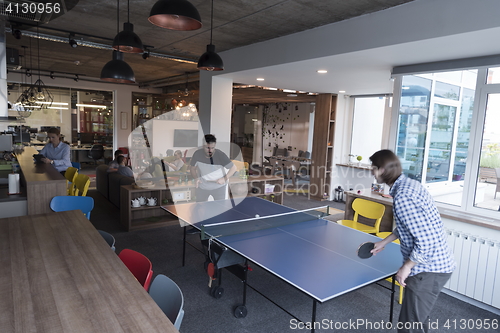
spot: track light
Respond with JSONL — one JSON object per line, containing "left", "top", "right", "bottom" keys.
{"left": 69, "top": 33, "right": 78, "bottom": 48}
{"left": 50, "top": 72, "right": 55, "bottom": 79}
{"left": 142, "top": 49, "right": 150, "bottom": 59}
{"left": 12, "top": 29, "right": 22, "bottom": 39}
{"left": 74, "top": 74, "right": 79, "bottom": 82}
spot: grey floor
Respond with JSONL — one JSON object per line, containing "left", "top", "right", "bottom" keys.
{"left": 87, "top": 187, "right": 500, "bottom": 333}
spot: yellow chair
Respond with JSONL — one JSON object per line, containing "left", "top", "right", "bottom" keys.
{"left": 337, "top": 198, "right": 385, "bottom": 234}
{"left": 65, "top": 167, "right": 78, "bottom": 195}
{"left": 73, "top": 174, "right": 90, "bottom": 196}
{"left": 376, "top": 232, "right": 404, "bottom": 304}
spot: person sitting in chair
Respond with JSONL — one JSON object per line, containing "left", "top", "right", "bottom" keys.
{"left": 165, "top": 150, "right": 185, "bottom": 172}
{"left": 117, "top": 155, "right": 134, "bottom": 178}
{"left": 108, "top": 149, "right": 123, "bottom": 172}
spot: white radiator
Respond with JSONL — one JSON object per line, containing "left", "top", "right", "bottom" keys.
{"left": 444, "top": 229, "right": 500, "bottom": 309}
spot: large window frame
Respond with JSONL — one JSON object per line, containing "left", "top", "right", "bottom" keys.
{"left": 391, "top": 67, "right": 500, "bottom": 220}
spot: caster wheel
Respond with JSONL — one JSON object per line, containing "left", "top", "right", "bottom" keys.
{"left": 211, "top": 286, "right": 224, "bottom": 299}
{"left": 233, "top": 305, "right": 247, "bottom": 318}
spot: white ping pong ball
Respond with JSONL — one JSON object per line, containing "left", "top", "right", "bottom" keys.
{"left": 255, "top": 214, "right": 260, "bottom": 218}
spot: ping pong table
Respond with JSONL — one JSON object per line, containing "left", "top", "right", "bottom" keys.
{"left": 163, "top": 197, "right": 402, "bottom": 332}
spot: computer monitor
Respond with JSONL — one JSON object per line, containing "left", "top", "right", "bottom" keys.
{"left": 29, "top": 128, "right": 38, "bottom": 134}
{"left": 79, "top": 132, "right": 95, "bottom": 144}
{"left": 0, "top": 134, "right": 12, "bottom": 152}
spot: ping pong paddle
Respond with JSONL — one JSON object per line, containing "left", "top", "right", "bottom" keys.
{"left": 357, "top": 241, "right": 375, "bottom": 259}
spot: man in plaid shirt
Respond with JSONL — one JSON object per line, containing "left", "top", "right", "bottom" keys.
{"left": 370, "top": 150, "right": 455, "bottom": 333}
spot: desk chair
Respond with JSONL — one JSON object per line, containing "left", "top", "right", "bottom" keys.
{"left": 50, "top": 196, "right": 94, "bottom": 219}
{"left": 282, "top": 160, "right": 301, "bottom": 186}
{"left": 118, "top": 249, "right": 153, "bottom": 291}
{"left": 268, "top": 157, "right": 283, "bottom": 176}
{"left": 71, "top": 162, "right": 81, "bottom": 171}
{"left": 64, "top": 167, "right": 78, "bottom": 195}
{"left": 73, "top": 174, "right": 91, "bottom": 196}
{"left": 98, "top": 230, "right": 116, "bottom": 251}
{"left": 337, "top": 198, "right": 385, "bottom": 234}
{"left": 88, "top": 144, "right": 104, "bottom": 165}
{"left": 376, "top": 232, "right": 404, "bottom": 304}
{"left": 148, "top": 274, "right": 185, "bottom": 330}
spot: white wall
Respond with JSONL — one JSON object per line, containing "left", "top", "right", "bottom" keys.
{"left": 262, "top": 102, "right": 312, "bottom": 157}
{"left": 150, "top": 119, "right": 199, "bottom": 157}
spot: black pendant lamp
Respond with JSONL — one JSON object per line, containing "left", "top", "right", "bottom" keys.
{"left": 149, "top": 0, "right": 202, "bottom": 31}
{"left": 197, "top": 0, "right": 223, "bottom": 71}
{"left": 113, "top": 0, "right": 143, "bottom": 53}
{"left": 102, "top": 0, "right": 135, "bottom": 83}
{"left": 101, "top": 51, "right": 135, "bottom": 83}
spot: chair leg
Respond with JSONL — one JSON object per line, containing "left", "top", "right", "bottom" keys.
{"left": 399, "top": 285, "right": 404, "bottom": 304}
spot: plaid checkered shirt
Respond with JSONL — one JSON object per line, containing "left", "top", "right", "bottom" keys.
{"left": 390, "top": 174, "right": 456, "bottom": 276}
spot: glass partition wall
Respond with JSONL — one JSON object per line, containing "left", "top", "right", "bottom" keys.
{"left": 5, "top": 84, "right": 113, "bottom": 146}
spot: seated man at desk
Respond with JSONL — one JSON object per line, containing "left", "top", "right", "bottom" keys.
{"left": 39, "top": 127, "right": 72, "bottom": 174}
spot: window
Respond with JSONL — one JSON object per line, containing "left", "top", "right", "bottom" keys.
{"left": 350, "top": 96, "right": 386, "bottom": 164}
{"left": 395, "top": 70, "right": 477, "bottom": 208}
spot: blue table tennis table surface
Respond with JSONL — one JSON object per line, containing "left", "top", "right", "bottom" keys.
{"left": 164, "top": 196, "right": 402, "bottom": 303}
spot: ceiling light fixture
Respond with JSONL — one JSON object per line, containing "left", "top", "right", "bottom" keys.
{"left": 69, "top": 33, "right": 78, "bottom": 48}
{"left": 149, "top": 0, "right": 202, "bottom": 31}
{"left": 76, "top": 104, "right": 108, "bottom": 108}
{"left": 256, "top": 78, "right": 265, "bottom": 81}
{"left": 100, "top": 51, "right": 135, "bottom": 83}
{"left": 339, "top": 90, "right": 346, "bottom": 93}
{"left": 142, "top": 48, "right": 150, "bottom": 59}
{"left": 197, "top": 0, "right": 223, "bottom": 71}
{"left": 317, "top": 69, "right": 328, "bottom": 74}
{"left": 113, "top": 0, "right": 144, "bottom": 53}
{"left": 101, "top": 0, "right": 135, "bottom": 83}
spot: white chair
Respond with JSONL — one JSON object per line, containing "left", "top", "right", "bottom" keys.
{"left": 148, "top": 274, "right": 185, "bottom": 330}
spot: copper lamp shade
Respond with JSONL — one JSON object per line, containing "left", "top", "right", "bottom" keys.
{"left": 149, "top": 0, "right": 202, "bottom": 31}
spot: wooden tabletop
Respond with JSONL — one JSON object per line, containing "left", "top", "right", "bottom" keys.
{"left": 0, "top": 210, "right": 178, "bottom": 333}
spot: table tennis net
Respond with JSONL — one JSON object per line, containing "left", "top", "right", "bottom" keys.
{"left": 200, "top": 206, "right": 330, "bottom": 240}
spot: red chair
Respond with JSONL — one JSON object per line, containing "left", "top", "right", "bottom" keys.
{"left": 118, "top": 249, "right": 153, "bottom": 291}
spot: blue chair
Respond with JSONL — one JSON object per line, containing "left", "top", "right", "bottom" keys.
{"left": 50, "top": 196, "right": 94, "bottom": 219}
{"left": 98, "top": 230, "right": 116, "bottom": 251}
{"left": 148, "top": 274, "right": 185, "bottom": 330}
{"left": 71, "top": 162, "right": 82, "bottom": 171}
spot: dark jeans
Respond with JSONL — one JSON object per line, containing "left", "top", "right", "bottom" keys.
{"left": 398, "top": 271, "right": 452, "bottom": 333}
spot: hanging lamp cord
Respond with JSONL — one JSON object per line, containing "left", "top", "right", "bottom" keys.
{"left": 210, "top": 0, "right": 214, "bottom": 44}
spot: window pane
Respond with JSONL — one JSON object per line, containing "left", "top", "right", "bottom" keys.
{"left": 426, "top": 104, "right": 456, "bottom": 183}
{"left": 434, "top": 81, "right": 460, "bottom": 100}
{"left": 475, "top": 93, "right": 500, "bottom": 211}
{"left": 397, "top": 76, "right": 432, "bottom": 181}
{"left": 486, "top": 67, "right": 500, "bottom": 84}
{"left": 350, "top": 97, "right": 385, "bottom": 163}
{"left": 453, "top": 88, "right": 474, "bottom": 182}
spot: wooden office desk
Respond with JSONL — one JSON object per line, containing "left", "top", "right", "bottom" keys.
{"left": 15, "top": 147, "right": 67, "bottom": 215}
{"left": 0, "top": 210, "right": 178, "bottom": 333}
